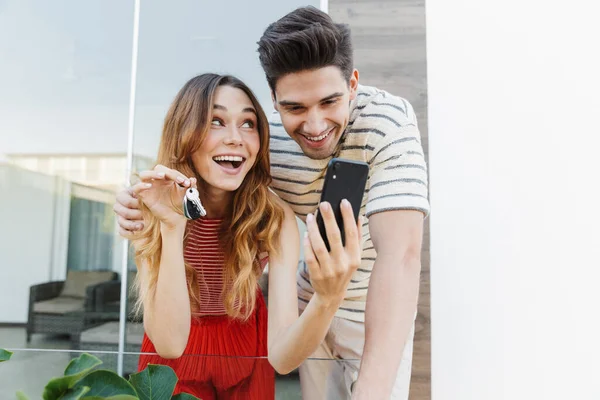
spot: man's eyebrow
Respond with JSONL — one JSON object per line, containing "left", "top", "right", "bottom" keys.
{"left": 277, "top": 100, "right": 302, "bottom": 107}
{"left": 278, "top": 92, "right": 344, "bottom": 107}
{"left": 320, "top": 92, "right": 344, "bottom": 102}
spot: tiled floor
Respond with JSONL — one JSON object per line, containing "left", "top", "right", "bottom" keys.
{"left": 0, "top": 326, "right": 301, "bottom": 400}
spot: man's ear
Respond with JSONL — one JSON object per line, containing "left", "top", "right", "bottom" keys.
{"left": 271, "top": 91, "right": 278, "bottom": 111}
{"left": 349, "top": 69, "right": 360, "bottom": 101}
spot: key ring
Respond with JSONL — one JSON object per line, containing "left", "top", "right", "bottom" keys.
{"left": 182, "top": 187, "right": 206, "bottom": 220}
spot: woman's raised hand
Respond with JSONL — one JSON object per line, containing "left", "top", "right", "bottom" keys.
{"left": 131, "top": 164, "right": 196, "bottom": 230}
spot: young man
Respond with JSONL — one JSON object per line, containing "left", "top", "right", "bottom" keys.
{"left": 114, "top": 6, "right": 428, "bottom": 400}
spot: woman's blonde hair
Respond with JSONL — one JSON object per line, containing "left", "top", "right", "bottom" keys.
{"left": 132, "top": 74, "right": 283, "bottom": 320}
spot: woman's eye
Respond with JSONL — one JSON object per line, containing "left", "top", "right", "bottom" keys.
{"left": 211, "top": 119, "right": 223, "bottom": 126}
{"left": 241, "top": 121, "right": 255, "bottom": 129}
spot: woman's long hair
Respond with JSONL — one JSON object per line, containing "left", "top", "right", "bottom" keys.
{"left": 132, "top": 74, "right": 284, "bottom": 320}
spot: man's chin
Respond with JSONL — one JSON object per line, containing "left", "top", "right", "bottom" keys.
{"left": 296, "top": 137, "right": 340, "bottom": 160}
{"left": 303, "top": 149, "right": 333, "bottom": 160}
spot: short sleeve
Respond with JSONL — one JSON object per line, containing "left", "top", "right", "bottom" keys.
{"left": 365, "top": 98, "right": 430, "bottom": 217}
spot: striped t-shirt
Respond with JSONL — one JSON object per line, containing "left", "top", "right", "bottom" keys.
{"left": 184, "top": 218, "right": 268, "bottom": 317}
{"left": 269, "top": 84, "right": 430, "bottom": 322}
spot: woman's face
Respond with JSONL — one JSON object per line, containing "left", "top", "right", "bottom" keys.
{"left": 192, "top": 85, "right": 261, "bottom": 196}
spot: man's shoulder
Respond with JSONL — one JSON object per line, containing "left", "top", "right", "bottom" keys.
{"left": 353, "top": 84, "right": 416, "bottom": 123}
{"left": 268, "top": 110, "right": 284, "bottom": 130}
{"left": 268, "top": 111, "right": 291, "bottom": 147}
{"left": 345, "top": 85, "right": 419, "bottom": 151}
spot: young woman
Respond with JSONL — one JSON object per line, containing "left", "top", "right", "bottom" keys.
{"left": 128, "top": 74, "right": 363, "bottom": 399}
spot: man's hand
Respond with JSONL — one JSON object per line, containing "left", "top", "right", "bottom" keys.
{"left": 113, "top": 165, "right": 193, "bottom": 237}
{"left": 304, "top": 199, "right": 363, "bottom": 308}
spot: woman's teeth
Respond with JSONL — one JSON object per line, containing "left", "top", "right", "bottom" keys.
{"left": 213, "top": 155, "right": 244, "bottom": 162}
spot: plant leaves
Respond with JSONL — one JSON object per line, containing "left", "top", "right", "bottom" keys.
{"left": 129, "top": 364, "right": 178, "bottom": 400}
{"left": 72, "top": 370, "right": 138, "bottom": 397}
{"left": 16, "top": 391, "right": 30, "bottom": 400}
{"left": 58, "top": 386, "right": 90, "bottom": 400}
{"left": 171, "top": 393, "right": 200, "bottom": 400}
{"left": 43, "top": 354, "right": 103, "bottom": 400}
{"left": 0, "top": 348, "right": 13, "bottom": 362}
{"left": 83, "top": 396, "right": 139, "bottom": 400}
{"left": 64, "top": 354, "right": 103, "bottom": 376}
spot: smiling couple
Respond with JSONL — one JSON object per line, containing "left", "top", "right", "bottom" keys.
{"left": 113, "top": 6, "right": 429, "bottom": 400}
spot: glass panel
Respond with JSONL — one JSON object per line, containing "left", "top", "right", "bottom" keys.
{"left": 67, "top": 185, "right": 117, "bottom": 272}
{"left": 125, "top": 0, "right": 321, "bottom": 374}
{"left": 0, "top": 349, "right": 118, "bottom": 398}
{"left": 2, "top": 349, "right": 334, "bottom": 398}
{"left": 0, "top": 0, "right": 133, "bottom": 352}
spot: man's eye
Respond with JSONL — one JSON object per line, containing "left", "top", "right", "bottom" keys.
{"left": 323, "top": 100, "right": 338, "bottom": 106}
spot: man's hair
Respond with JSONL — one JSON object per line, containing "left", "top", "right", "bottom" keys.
{"left": 257, "top": 6, "right": 354, "bottom": 93}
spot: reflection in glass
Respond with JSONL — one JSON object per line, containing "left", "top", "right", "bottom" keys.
{"left": 0, "top": 0, "right": 133, "bottom": 358}
{"left": 123, "top": 2, "right": 317, "bottom": 395}
{"left": 1, "top": 349, "right": 356, "bottom": 399}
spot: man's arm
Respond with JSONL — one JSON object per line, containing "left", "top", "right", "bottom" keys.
{"left": 352, "top": 209, "right": 424, "bottom": 399}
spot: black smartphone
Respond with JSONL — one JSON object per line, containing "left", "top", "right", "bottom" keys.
{"left": 315, "top": 158, "right": 369, "bottom": 251}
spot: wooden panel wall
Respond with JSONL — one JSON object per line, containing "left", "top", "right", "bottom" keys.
{"left": 328, "top": 1, "right": 431, "bottom": 398}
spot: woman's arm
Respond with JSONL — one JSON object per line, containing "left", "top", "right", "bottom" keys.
{"left": 266, "top": 195, "right": 362, "bottom": 374}
{"left": 140, "top": 223, "right": 191, "bottom": 359}
{"left": 130, "top": 166, "right": 196, "bottom": 358}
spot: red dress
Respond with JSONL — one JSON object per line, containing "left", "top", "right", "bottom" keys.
{"left": 137, "top": 218, "right": 273, "bottom": 400}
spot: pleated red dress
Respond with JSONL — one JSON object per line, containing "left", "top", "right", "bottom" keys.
{"left": 137, "top": 218, "right": 274, "bottom": 399}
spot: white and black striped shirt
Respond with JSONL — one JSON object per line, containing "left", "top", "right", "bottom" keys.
{"left": 269, "top": 84, "right": 430, "bottom": 322}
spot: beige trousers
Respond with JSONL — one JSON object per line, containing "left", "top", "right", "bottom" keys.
{"left": 298, "top": 316, "right": 415, "bottom": 399}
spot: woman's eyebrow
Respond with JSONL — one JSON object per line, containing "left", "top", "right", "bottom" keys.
{"left": 213, "top": 104, "right": 256, "bottom": 116}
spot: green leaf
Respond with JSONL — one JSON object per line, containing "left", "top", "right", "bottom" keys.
{"left": 43, "top": 354, "right": 103, "bottom": 400}
{"left": 171, "top": 394, "right": 200, "bottom": 400}
{"left": 16, "top": 391, "right": 30, "bottom": 400}
{"left": 129, "top": 364, "right": 178, "bottom": 400}
{"left": 72, "top": 370, "right": 138, "bottom": 397}
{"left": 64, "top": 354, "right": 103, "bottom": 376}
{"left": 58, "top": 386, "right": 90, "bottom": 400}
{"left": 83, "top": 396, "right": 139, "bottom": 400}
{"left": 0, "top": 348, "right": 13, "bottom": 362}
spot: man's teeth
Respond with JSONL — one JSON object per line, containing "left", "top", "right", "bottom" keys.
{"left": 213, "top": 155, "right": 244, "bottom": 162}
{"left": 306, "top": 129, "right": 331, "bottom": 141}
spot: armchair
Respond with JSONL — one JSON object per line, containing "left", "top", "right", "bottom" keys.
{"left": 26, "top": 270, "right": 118, "bottom": 342}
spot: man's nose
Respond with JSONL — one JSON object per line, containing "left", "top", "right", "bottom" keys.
{"left": 303, "top": 109, "right": 328, "bottom": 135}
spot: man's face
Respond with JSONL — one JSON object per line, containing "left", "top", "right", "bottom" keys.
{"left": 273, "top": 66, "right": 359, "bottom": 160}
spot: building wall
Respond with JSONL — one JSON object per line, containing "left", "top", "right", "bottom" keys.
{"left": 427, "top": 0, "right": 600, "bottom": 399}
{"left": 328, "top": 0, "right": 431, "bottom": 398}
{"left": 0, "top": 165, "right": 69, "bottom": 322}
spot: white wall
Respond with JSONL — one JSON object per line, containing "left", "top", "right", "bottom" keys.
{"left": 0, "top": 165, "right": 70, "bottom": 323}
{"left": 427, "top": 1, "right": 600, "bottom": 399}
